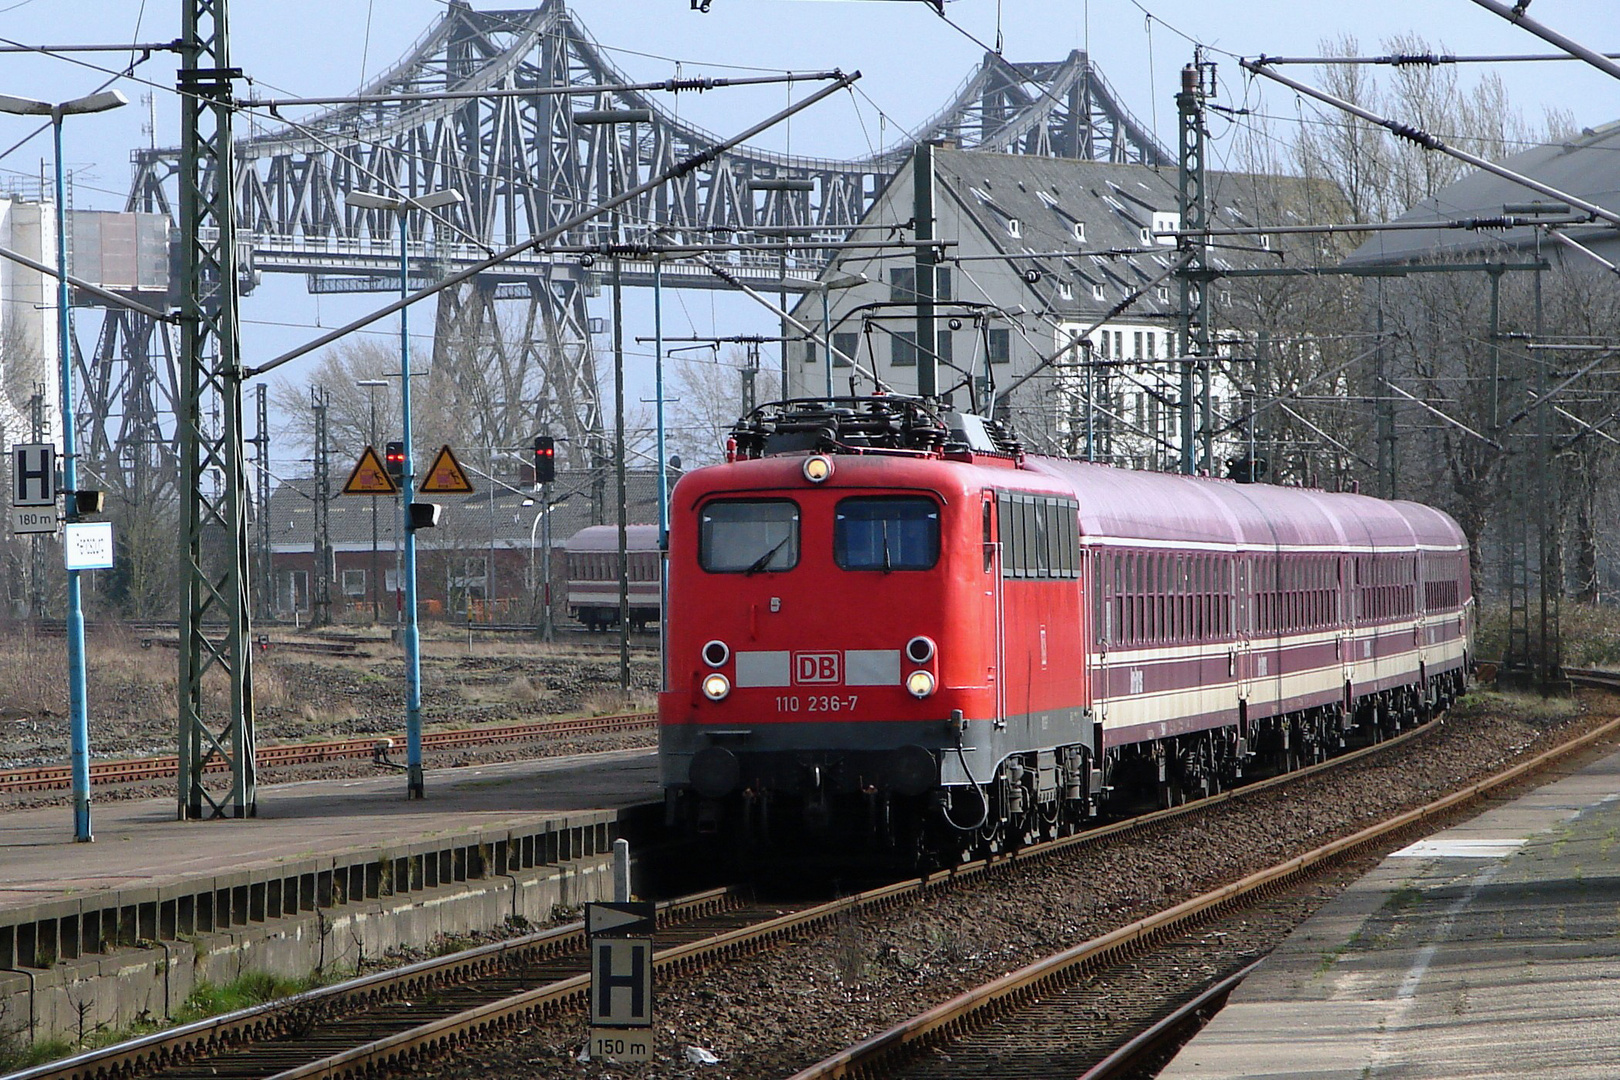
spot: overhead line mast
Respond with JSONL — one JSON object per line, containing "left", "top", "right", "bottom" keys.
{"left": 177, "top": 0, "right": 257, "bottom": 819}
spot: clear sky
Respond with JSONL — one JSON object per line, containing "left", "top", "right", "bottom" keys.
{"left": 2, "top": 0, "right": 1618, "bottom": 469}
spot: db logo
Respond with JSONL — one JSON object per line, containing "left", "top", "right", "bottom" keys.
{"left": 793, "top": 652, "right": 841, "bottom": 684}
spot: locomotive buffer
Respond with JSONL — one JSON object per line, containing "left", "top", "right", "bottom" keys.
{"left": 585, "top": 900, "right": 655, "bottom": 1062}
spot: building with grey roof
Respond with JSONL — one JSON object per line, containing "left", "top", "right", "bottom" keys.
{"left": 1344, "top": 121, "right": 1620, "bottom": 269}
{"left": 785, "top": 147, "right": 1327, "bottom": 472}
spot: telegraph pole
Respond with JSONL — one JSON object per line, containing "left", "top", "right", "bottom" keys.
{"left": 252, "top": 384, "right": 272, "bottom": 620}
{"left": 1176, "top": 56, "right": 1212, "bottom": 475}
{"left": 28, "top": 386, "right": 47, "bottom": 617}
{"left": 914, "top": 141, "right": 939, "bottom": 401}
{"left": 311, "top": 386, "right": 333, "bottom": 626}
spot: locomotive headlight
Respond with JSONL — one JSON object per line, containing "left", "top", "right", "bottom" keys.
{"left": 802, "top": 455, "right": 834, "bottom": 483}
{"left": 702, "top": 640, "right": 730, "bottom": 668}
{"left": 905, "top": 636, "right": 937, "bottom": 664}
{"left": 905, "top": 670, "right": 936, "bottom": 698}
{"left": 701, "top": 673, "right": 732, "bottom": 701}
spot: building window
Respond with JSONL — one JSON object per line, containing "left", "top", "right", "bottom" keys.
{"left": 342, "top": 569, "right": 366, "bottom": 597}
{"left": 831, "top": 332, "right": 858, "bottom": 368}
{"left": 1133, "top": 331, "right": 1143, "bottom": 358}
{"left": 889, "top": 266, "right": 916, "bottom": 302}
{"left": 1058, "top": 280, "right": 1073, "bottom": 300}
{"left": 1139, "top": 227, "right": 1152, "bottom": 244}
{"left": 1097, "top": 331, "right": 1110, "bottom": 359}
{"left": 803, "top": 339, "right": 819, "bottom": 365}
{"left": 988, "top": 328, "right": 1011, "bottom": 365}
{"left": 1007, "top": 218, "right": 1021, "bottom": 238}
{"left": 936, "top": 266, "right": 953, "bottom": 301}
{"left": 1157, "top": 286, "right": 1169, "bottom": 302}
{"left": 1074, "top": 221, "right": 1086, "bottom": 243}
{"left": 936, "top": 329, "right": 953, "bottom": 369}
{"left": 1144, "top": 331, "right": 1155, "bottom": 357}
{"left": 1114, "top": 331, "right": 1123, "bottom": 357}
{"left": 892, "top": 330, "right": 918, "bottom": 366}
{"left": 1092, "top": 282, "right": 1105, "bottom": 302}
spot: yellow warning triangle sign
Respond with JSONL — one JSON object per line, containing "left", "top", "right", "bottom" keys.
{"left": 342, "top": 445, "right": 398, "bottom": 496}
{"left": 419, "top": 444, "right": 475, "bottom": 495}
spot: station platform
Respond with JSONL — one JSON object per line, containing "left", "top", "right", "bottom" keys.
{"left": 0, "top": 747, "right": 660, "bottom": 967}
{"left": 1159, "top": 745, "right": 1620, "bottom": 1079}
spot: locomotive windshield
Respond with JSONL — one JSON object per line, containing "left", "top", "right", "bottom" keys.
{"left": 700, "top": 499, "right": 800, "bottom": 573}
{"left": 834, "top": 496, "right": 940, "bottom": 571}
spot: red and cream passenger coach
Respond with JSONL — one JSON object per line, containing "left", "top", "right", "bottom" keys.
{"left": 659, "top": 398, "right": 1472, "bottom": 862}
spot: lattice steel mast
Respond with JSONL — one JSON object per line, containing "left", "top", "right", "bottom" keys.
{"left": 176, "top": 0, "right": 256, "bottom": 819}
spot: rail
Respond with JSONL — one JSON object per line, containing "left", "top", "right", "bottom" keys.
{"left": 0, "top": 713, "right": 655, "bottom": 794}
{"left": 784, "top": 710, "right": 1620, "bottom": 1079}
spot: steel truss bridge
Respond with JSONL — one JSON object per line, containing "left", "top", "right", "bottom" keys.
{"left": 86, "top": 0, "right": 1168, "bottom": 494}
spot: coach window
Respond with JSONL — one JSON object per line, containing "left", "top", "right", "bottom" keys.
{"left": 835, "top": 496, "right": 941, "bottom": 571}
{"left": 983, "top": 500, "right": 994, "bottom": 572}
{"left": 699, "top": 499, "right": 800, "bottom": 573}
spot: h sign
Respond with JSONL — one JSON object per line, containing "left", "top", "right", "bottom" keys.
{"left": 12, "top": 444, "right": 55, "bottom": 507}
{"left": 794, "top": 652, "right": 841, "bottom": 684}
{"left": 589, "top": 937, "right": 653, "bottom": 1027}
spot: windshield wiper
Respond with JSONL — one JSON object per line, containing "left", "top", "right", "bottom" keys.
{"left": 745, "top": 534, "right": 791, "bottom": 575}
{"left": 881, "top": 520, "right": 892, "bottom": 574}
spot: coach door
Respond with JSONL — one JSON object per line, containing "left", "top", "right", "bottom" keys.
{"left": 1233, "top": 554, "right": 1252, "bottom": 704}
{"left": 1340, "top": 555, "right": 1357, "bottom": 697}
{"left": 985, "top": 494, "right": 1007, "bottom": 728}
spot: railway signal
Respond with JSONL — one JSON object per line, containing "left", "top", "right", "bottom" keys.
{"left": 534, "top": 435, "right": 556, "bottom": 484}
{"left": 384, "top": 441, "right": 406, "bottom": 481}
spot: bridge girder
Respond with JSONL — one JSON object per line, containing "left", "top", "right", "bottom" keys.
{"left": 94, "top": 0, "right": 1170, "bottom": 496}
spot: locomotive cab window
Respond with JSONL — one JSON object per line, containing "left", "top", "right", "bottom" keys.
{"left": 700, "top": 499, "right": 800, "bottom": 573}
{"left": 835, "top": 496, "right": 940, "bottom": 571}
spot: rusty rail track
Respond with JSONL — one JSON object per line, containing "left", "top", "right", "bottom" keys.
{"left": 1, "top": 887, "right": 740, "bottom": 1080}
{"left": 0, "top": 713, "right": 654, "bottom": 794}
{"left": 786, "top": 711, "right": 1620, "bottom": 1080}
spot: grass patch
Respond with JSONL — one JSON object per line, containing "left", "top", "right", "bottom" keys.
{"left": 172, "top": 972, "right": 318, "bottom": 1025}
{"left": 0, "top": 1036, "right": 74, "bottom": 1073}
{"left": 0, "top": 972, "right": 317, "bottom": 1073}
{"left": 1449, "top": 689, "right": 1581, "bottom": 725}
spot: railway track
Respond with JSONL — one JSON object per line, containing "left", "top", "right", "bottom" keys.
{"left": 0, "top": 713, "right": 654, "bottom": 794}
{"left": 785, "top": 709, "right": 1620, "bottom": 1080}
{"left": 11, "top": 710, "right": 1458, "bottom": 1080}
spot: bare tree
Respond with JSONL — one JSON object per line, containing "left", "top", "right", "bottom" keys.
{"left": 666, "top": 347, "right": 778, "bottom": 467}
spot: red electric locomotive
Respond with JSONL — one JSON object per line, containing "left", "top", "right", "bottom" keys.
{"left": 659, "top": 398, "right": 1472, "bottom": 863}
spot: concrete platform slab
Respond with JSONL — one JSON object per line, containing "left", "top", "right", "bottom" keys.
{"left": 1160, "top": 748, "right": 1620, "bottom": 1080}
{"left": 0, "top": 747, "right": 658, "bottom": 909}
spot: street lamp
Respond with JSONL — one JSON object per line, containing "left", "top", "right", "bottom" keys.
{"left": 358, "top": 378, "right": 388, "bottom": 621}
{"left": 746, "top": 177, "right": 814, "bottom": 397}
{"left": 573, "top": 108, "right": 649, "bottom": 698}
{"left": 0, "top": 87, "right": 127, "bottom": 843}
{"left": 344, "top": 186, "right": 463, "bottom": 799}
{"left": 820, "top": 269, "right": 867, "bottom": 400}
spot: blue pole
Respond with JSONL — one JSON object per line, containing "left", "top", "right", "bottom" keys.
{"left": 398, "top": 212, "right": 424, "bottom": 798}
{"left": 55, "top": 113, "right": 92, "bottom": 842}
